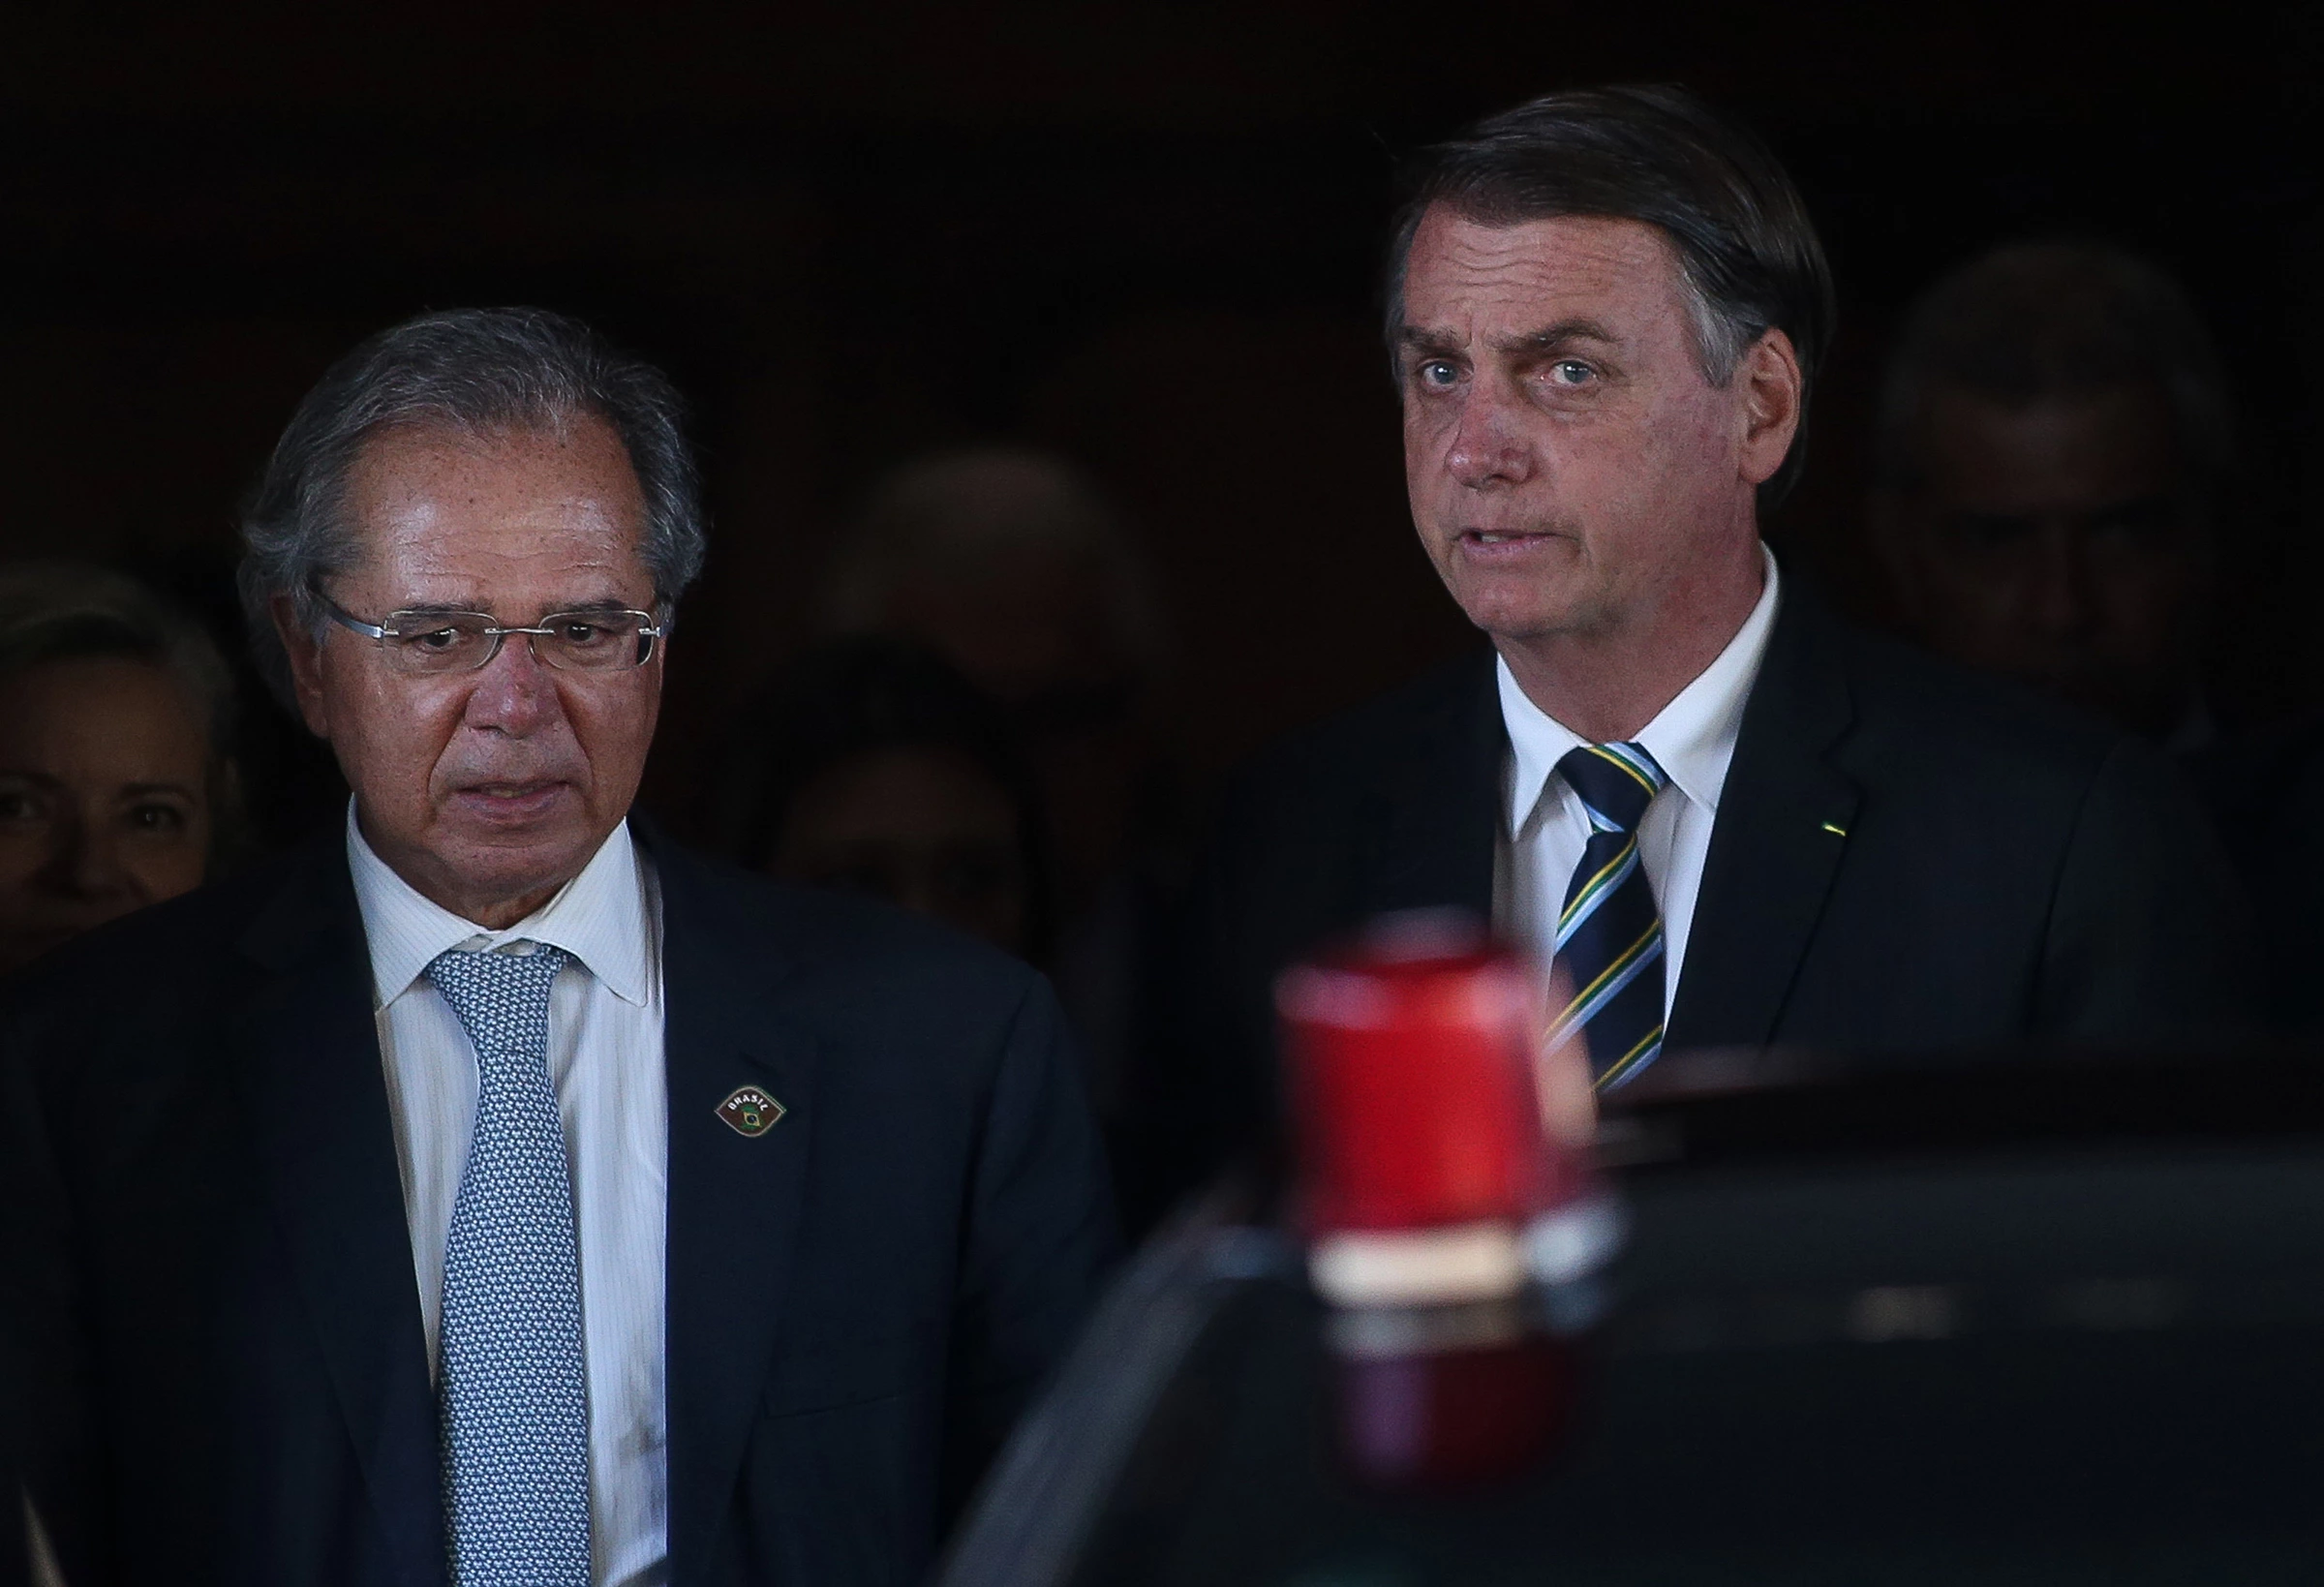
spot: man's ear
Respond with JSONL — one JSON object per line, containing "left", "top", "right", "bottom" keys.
{"left": 270, "top": 595, "right": 333, "bottom": 738}
{"left": 1735, "top": 327, "right": 1805, "bottom": 488}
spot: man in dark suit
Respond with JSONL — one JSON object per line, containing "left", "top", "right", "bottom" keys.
{"left": 2, "top": 308, "right": 1116, "bottom": 1587}
{"left": 1179, "top": 87, "right": 2252, "bottom": 1162}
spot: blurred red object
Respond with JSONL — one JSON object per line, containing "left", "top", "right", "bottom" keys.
{"left": 1277, "top": 913, "right": 1605, "bottom": 1489}
{"left": 1279, "top": 916, "right": 1583, "bottom": 1254}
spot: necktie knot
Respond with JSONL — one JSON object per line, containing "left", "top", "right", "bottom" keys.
{"left": 1557, "top": 743, "right": 1667, "bottom": 834}
{"left": 425, "top": 945, "right": 570, "bottom": 1061}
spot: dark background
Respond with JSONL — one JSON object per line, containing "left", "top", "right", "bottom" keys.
{"left": 3, "top": 1, "right": 2317, "bottom": 835}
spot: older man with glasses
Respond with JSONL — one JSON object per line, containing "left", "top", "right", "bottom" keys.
{"left": 1, "top": 307, "right": 1116, "bottom": 1587}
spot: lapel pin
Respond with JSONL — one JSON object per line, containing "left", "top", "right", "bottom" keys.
{"left": 718, "top": 1085, "right": 785, "bottom": 1138}
{"left": 1819, "top": 820, "right": 1849, "bottom": 838}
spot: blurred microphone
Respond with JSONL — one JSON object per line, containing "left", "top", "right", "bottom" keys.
{"left": 1277, "top": 912, "right": 1618, "bottom": 1489}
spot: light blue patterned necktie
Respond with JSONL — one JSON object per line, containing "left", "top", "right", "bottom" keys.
{"left": 427, "top": 945, "right": 592, "bottom": 1587}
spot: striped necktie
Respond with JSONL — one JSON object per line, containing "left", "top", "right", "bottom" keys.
{"left": 426, "top": 944, "right": 592, "bottom": 1587}
{"left": 1549, "top": 742, "right": 1670, "bottom": 1091}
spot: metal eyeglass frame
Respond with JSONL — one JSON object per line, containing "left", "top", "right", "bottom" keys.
{"left": 316, "top": 591, "right": 665, "bottom": 672}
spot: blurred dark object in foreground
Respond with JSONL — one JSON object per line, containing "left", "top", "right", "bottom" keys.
{"left": 941, "top": 1047, "right": 2324, "bottom": 1586}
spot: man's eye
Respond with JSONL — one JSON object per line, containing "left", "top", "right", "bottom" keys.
{"left": 413, "top": 627, "right": 463, "bottom": 650}
{"left": 0, "top": 789, "right": 45, "bottom": 822}
{"left": 1416, "top": 359, "right": 1460, "bottom": 389}
{"left": 560, "top": 623, "right": 605, "bottom": 646}
{"left": 1548, "top": 359, "right": 1595, "bottom": 385}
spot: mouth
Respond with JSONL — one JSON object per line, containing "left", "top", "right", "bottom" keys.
{"left": 447, "top": 780, "right": 574, "bottom": 824}
{"left": 1455, "top": 528, "right": 1572, "bottom": 558}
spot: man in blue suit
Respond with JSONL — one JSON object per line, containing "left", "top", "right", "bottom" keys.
{"left": 3, "top": 307, "right": 1116, "bottom": 1586}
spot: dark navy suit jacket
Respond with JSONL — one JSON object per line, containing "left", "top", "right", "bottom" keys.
{"left": 2, "top": 825, "right": 1117, "bottom": 1587}
{"left": 1171, "top": 584, "right": 2259, "bottom": 1170}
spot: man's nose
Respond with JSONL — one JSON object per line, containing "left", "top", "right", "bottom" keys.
{"left": 1443, "top": 382, "right": 1537, "bottom": 492}
{"left": 461, "top": 631, "right": 560, "bottom": 733}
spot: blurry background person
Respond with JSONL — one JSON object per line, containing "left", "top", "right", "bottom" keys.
{"left": 0, "top": 562, "right": 238, "bottom": 977}
{"left": 817, "top": 449, "right": 1182, "bottom": 1217}
{"left": 817, "top": 447, "right": 1176, "bottom": 921}
{"left": 1870, "top": 242, "right": 2238, "bottom": 748}
{"left": 734, "top": 635, "right": 1051, "bottom": 960}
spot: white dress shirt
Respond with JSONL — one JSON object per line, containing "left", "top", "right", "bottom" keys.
{"left": 1497, "top": 547, "right": 1783, "bottom": 1012}
{"left": 348, "top": 805, "right": 670, "bottom": 1587}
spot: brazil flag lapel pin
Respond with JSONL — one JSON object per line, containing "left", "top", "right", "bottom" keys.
{"left": 717, "top": 1085, "right": 785, "bottom": 1138}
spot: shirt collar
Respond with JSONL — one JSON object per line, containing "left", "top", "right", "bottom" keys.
{"left": 345, "top": 800, "right": 654, "bottom": 1010}
{"left": 1500, "top": 545, "right": 1783, "bottom": 836}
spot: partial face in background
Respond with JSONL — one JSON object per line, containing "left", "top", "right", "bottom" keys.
{"left": 769, "top": 746, "right": 1031, "bottom": 955}
{"left": 880, "top": 543, "right": 1119, "bottom": 715}
{"left": 280, "top": 416, "right": 663, "bottom": 928}
{"left": 1878, "top": 381, "right": 2211, "bottom": 739}
{"left": 0, "top": 656, "right": 213, "bottom": 973}
{"left": 869, "top": 539, "right": 1146, "bottom": 923}
{"left": 1396, "top": 209, "right": 1796, "bottom": 644}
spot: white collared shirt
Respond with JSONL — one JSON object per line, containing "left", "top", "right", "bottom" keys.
{"left": 348, "top": 805, "right": 670, "bottom": 1587}
{"left": 1497, "top": 547, "right": 1783, "bottom": 1012}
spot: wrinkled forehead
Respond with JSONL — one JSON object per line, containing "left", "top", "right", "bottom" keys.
{"left": 337, "top": 415, "right": 654, "bottom": 605}
{"left": 1398, "top": 208, "right": 1694, "bottom": 336}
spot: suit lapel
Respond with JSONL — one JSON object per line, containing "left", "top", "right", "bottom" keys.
{"left": 1364, "top": 652, "right": 1504, "bottom": 920}
{"left": 651, "top": 837, "right": 819, "bottom": 1582}
{"left": 1667, "top": 588, "right": 1861, "bottom": 1050}
{"left": 231, "top": 841, "right": 445, "bottom": 1587}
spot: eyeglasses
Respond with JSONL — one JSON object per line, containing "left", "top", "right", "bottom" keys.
{"left": 319, "top": 593, "right": 664, "bottom": 675}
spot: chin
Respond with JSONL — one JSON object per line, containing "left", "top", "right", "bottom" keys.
{"left": 448, "top": 843, "right": 594, "bottom": 919}
{"left": 438, "top": 812, "right": 598, "bottom": 880}
{"left": 1453, "top": 589, "right": 1590, "bottom": 645}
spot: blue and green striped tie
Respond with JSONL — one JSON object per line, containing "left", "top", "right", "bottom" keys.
{"left": 1550, "top": 743, "right": 1669, "bottom": 1090}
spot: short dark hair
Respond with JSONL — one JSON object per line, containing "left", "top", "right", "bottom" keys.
{"left": 1876, "top": 241, "right": 2235, "bottom": 504}
{"left": 1385, "top": 84, "right": 1836, "bottom": 511}
{"left": 237, "top": 306, "right": 705, "bottom": 708}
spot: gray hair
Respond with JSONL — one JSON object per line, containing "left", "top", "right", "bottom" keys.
{"left": 236, "top": 306, "right": 705, "bottom": 705}
{"left": 1876, "top": 242, "right": 2236, "bottom": 503}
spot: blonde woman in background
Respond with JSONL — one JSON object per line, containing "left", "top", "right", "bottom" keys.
{"left": 0, "top": 562, "right": 239, "bottom": 978}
